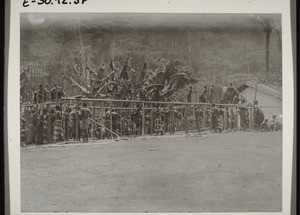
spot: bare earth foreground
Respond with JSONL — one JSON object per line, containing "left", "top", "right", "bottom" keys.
{"left": 21, "top": 131, "right": 282, "bottom": 212}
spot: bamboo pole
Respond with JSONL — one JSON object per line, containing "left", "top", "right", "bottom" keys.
{"left": 75, "top": 99, "right": 79, "bottom": 140}
{"left": 150, "top": 103, "right": 153, "bottom": 135}
{"left": 203, "top": 106, "right": 207, "bottom": 130}
{"left": 89, "top": 117, "right": 120, "bottom": 139}
{"left": 192, "top": 105, "right": 196, "bottom": 133}
{"left": 142, "top": 102, "right": 145, "bottom": 135}
{"left": 109, "top": 102, "right": 113, "bottom": 139}
{"left": 130, "top": 103, "right": 133, "bottom": 137}
{"left": 120, "top": 101, "right": 123, "bottom": 137}
{"left": 185, "top": 106, "right": 188, "bottom": 134}
{"left": 248, "top": 108, "right": 251, "bottom": 130}
{"left": 61, "top": 97, "right": 240, "bottom": 107}
{"left": 91, "top": 101, "right": 95, "bottom": 139}
{"left": 224, "top": 107, "right": 227, "bottom": 130}
{"left": 100, "top": 101, "right": 104, "bottom": 139}
{"left": 170, "top": 104, "right": 174, "bottom": 134}
{"left": 163, "top": 104, "right": 167, "bottom": 134}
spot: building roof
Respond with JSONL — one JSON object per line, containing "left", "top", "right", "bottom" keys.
{"left": 237, "top": 81, "right": 282, "bottom": 100}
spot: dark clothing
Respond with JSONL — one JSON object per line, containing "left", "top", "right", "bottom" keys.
{"left": 187, "top": 89, "right": 192, "bottom": 102}
{"left": 199, "top": 89, "right": 208, "bottom": 103}
{"left": 211, "top": 106, "right": 219, "bottom": 132}
{"left": 28, "top": 113, "right": 38, "bottom": 144}
{"left": 36, "top": 114, "right": 48, "bottom": 144}
{"left": 49, "top": 113, "right": 56, "bottom": 142}
{"left": 80, "top": 107, "right": 91, "bottom": 142}
{"left": 64, "top": 112, "right": 70, "bottom": 141}
{"left": 51, "top": 87, "right": 62, "bottom": 101}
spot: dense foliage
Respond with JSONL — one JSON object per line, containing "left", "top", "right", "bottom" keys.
{"left": 20, "top": 13, "right": 282, "bottom": 102}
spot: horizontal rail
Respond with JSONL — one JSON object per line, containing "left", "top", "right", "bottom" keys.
{"left": 22, "top": 97, "right": 254, "bottom": 108}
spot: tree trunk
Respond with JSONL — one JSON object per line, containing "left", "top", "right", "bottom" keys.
{"left": 188, "top": 31, "right": 191, "bottom": 64}
{"left": 112, "top": 30, "right": 116, "bottom": 61}
{"left": 276, "top": 29, "right": 282, "bottom": 53}
{"left": 265, "top": 29, "right": 271, "bottom": 82}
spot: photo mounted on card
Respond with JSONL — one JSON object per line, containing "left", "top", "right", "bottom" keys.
{"left": 7, "top": 0, "right": 294, "bottom": 214}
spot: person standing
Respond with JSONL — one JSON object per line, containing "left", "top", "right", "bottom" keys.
{"left": 36, "top": 108, "right": 48, "bottom": 145}
{"left": 37, "top": 84, "right": 44, "bottom": 103}
{"left": 70, "top": 106, "right": 80, "bottom": 141}
{"left": 79, "top": 103, "right": 91, "bottom": 143}
{"left": 253, "top": 100, "right": 264, "bottom": 131}
{"left": 199, "top": 85, "right": 208, "bottom": 103}
{"left": 222, "top": 83, "right": 228, "bottom": 104}
{"left": 211, "top": 103, "right": 219, "bottom": 132}
{"left": 208, "top": 85, "right": 216, "bottom": 103}
{"left": 227, "top": 83, "right": 235, "bottom": 104}
{"left": 27, "top": 108, "right": 39, "bottom": 145}
{"left": 64, "top": 107, "right": 71, "bottom": 141}
{"left": 187, "top": 86, "right": 196, "bottom": 103}
{"left": 53, "top": 105, "right": 63, "bottom": 143}
{"left": 48, "top": 108, "right": 56, "bottom": 143}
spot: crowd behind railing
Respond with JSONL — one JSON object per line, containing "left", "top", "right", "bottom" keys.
{"left": 20, "top": 92, "right": 282, "bottom": 146}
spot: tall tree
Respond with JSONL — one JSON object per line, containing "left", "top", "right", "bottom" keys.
{"left": 251, "top": 15, "right": 277, "bottom": 82}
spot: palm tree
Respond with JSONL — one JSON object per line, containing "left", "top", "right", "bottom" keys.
{"left": 251, "top": 15, "right": 278, "bottom": 82}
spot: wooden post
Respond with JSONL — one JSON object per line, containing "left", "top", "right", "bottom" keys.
{"left": 203, "top": 106, "right": 207, "bottom": 131}
{"left": 100, "top": 101, "right": 104, "bottom": 139}
{"left": 248, "top": 108, "right": 251, "bottom": 130}
{"left": 120, "top": 101, "right": 123, "bottom": 137}
{"left": 198, "top": 106, "right": 202, "bottom": 134}
{"left": 75, "top": 99, "right": 79, "bottom": 140}
{"left": 254, "top": 83, "right": 258, "bottom": 103}
{"left": 185, "top": 105, "right": 188, "bottom": 134}
{"left": 130, "top": 103, "right": 133, "bottom": 137}
{"left": 192, "top": 105, "right": 196, "bottom": 133}
{"left": 150, "top": 103, "right": 153, "bottom": 135}
{"left": 163, "top": 104, "right": 167, "bottom": 134}
{"left": 180, "top": 107, "right": 183, "bottom": 132}
{"left": 209, "top": 107, "right": 212, "bottom": 132}
{"left": 237, "top": 107, "right": 241, "bottom": 130}
{"left": 170, "top": 104, "right": 174, "bottom": 134}
{"left": 109, "top": 102, "right": 113, "bottom": 139}
{"left": 224, "top": 107, "right": 227, "bottom": 130}
{"left": 142, "top": 102, "right": 145, "bottom": 136}
{"left": 47, "top": 104, "right": 51, "bottom": 143}
{"left": 91, "top": 101, "right": 95, "bottom": 139}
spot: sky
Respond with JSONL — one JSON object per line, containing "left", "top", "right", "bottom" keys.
{"left": 21, "top": 13, "right": 281, "bottom": 31}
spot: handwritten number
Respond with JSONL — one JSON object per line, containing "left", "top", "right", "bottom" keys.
{"left": 23, "top": 0, "right": 29, "bottom": 7}
{"left": 23, "top": 0, "right": 86, "bottom": 6}
{"left": 37, "top": 0, "right": 45, "bottom": 5}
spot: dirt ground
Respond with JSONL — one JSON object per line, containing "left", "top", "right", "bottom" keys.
{"left": 21, "top": 131, "right": 282, "bottom": 212}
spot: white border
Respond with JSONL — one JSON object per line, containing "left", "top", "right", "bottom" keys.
{"left": 8, "top": 0, "right": 293, "bottom": 215}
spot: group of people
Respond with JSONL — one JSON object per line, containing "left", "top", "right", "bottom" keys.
{"left": 21, "top": 80, "right": 280, "bottom": 145}
{"left": 187, "top": 82, "right": 241, "bottom": 104}
{"left": 23, "top": 102, "right": 91, "bottom": 145}
{"left": 22, "top": 97, "right": 255, "bottom": 145}
{"left": 25, "top": 83, "right": 64, "bottom": 104}
{"left": 260, "top": 115, "right": 282, "bottom": 132}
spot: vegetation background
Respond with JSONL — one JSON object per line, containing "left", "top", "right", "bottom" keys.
{"left": 20, "top": 13, "right": 282, "bottom": 102}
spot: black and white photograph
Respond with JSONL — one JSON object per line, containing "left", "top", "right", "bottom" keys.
{"left": 18, "top": 12, "right": 286, "bottom": 213}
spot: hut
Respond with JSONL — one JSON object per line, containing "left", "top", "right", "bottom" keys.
{"left": 237, "top": 81, "right": 282, "bottom": 122}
